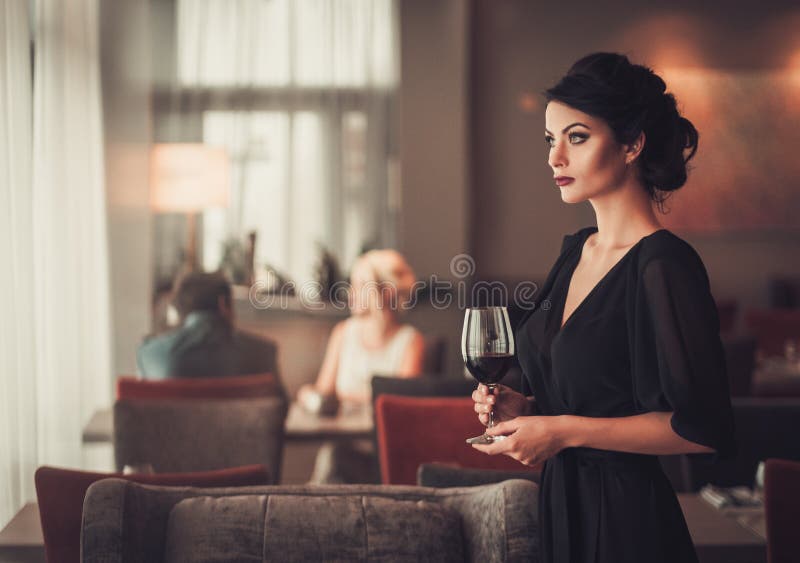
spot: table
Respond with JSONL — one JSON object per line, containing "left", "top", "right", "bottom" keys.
{"left": 82, "top": 401, "right": 373, "bottom": 444}
{"left": 0, "top": 503, "right": 45, "bottom": 563}
{"left": 678, "top": 493, "right": 766, "bottom": 563}
{"left": 283, "top": 402, "right": 372, "bottom": 441}
{"left": 82, "top": 408, "right": 113, "bottom": 443}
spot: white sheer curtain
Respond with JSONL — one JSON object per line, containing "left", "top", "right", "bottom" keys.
{"left": 0, "top": 0, "right": 36, "bottom": 528}
{"left": 0, "top": 0, "right": 111, "bottom": 526}
{"left": 160, "top": 0, "right": 400, "bottom": 284}
{"left": 32, "top": 0, "right": 111, "bottom": 464}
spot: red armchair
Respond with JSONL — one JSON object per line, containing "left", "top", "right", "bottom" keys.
{"left": 764, "top": 458, "right": 800, "bottom": 563}
{"left": 116, "top": 372, "right": 283, "bottom": 400}
{"left": 34, "top": 464, "right": 270, "bottom": 563}
{"left": 375, "top": 395, "right": 541, "bottom": 485}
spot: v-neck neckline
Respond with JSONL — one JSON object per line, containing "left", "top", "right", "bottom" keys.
{"left": 557, "top": 227, "right": 666, "bottom": 334}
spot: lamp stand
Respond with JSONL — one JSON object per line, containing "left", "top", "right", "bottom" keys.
{"left": 184, "top": 212, "right": 198, "bottom": 271}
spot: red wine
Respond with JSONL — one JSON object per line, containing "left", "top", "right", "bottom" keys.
{"left": 464, "top": 353, "right": 513, "bottom": 385}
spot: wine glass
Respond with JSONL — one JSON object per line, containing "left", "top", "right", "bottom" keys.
{"left": 462, "top": 306, "right": 515, "bottom": 445}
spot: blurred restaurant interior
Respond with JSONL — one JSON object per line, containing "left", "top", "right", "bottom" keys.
{"left": 2, "top": 0, "right": 800, "bottom": 561}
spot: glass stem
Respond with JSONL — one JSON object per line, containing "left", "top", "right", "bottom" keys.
{"left": 487, "top": 384, "right": 497, "bottom": 430}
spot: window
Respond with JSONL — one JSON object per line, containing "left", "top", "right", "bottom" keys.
{"left": 156, "top": 0, "right": 400, "bottom": 284}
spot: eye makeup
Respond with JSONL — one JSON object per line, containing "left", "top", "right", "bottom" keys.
{"left": 544, "top": 131, "right": 590, "bottom": 148}
{"left": 568, "top": 132, "right": 589, "bottom": 144}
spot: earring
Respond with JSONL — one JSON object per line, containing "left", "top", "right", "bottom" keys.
{"left": 627, "top": 145, "right": 640, "bottom": 164}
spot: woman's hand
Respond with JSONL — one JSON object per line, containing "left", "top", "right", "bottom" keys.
{"left": 297, "top": 384, "right": 319, "bottom": 411}
{"left": 297, "top": 383, "right": 315, "bottom": 402}
{"left": 471, "top": 384, "right": 531, "bottom": 426}
{"left": 471, "top": 416, "right": 571, "bottom": 466}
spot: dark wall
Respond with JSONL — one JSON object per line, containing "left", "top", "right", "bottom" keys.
{"left": 470, "top": 0, "right": 800, "bottom": 314}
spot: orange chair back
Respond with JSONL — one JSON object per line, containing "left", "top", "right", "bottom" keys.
{"left": 116, "top": 372, "right": 281, "bottom": 400}
{"left": 765, "top": 458, "right": 800, "bottom": 563}
{"left": 375, "top": 394, "right": 540, "bottom": 485}
{"left": 35, "top": 464, "right": 270, "bottom": 563}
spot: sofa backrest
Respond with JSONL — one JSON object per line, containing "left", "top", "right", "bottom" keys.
{"left": 81, "top": 479, "right": 539, "bottom": 562}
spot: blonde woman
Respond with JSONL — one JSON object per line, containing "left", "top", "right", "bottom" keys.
{"left": 299, "top": 249, "right": 425, "bottom": 407}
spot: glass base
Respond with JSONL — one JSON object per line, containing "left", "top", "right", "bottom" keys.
{"left": 466, "top": 433, "right": 507, "bottom": 445}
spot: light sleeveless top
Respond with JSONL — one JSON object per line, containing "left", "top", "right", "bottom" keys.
{"left": 335, "top": 318, "right": 420, "bottom": 398}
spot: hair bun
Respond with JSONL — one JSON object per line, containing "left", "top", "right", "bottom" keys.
{"left": 545, "top": 52, "right": 699, "bottom": 210}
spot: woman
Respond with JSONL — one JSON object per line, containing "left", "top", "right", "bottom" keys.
{"left": 299, "top": 249, "right": 425, "bottom": 407}
{"left": 471, "top": 53, "right": 735, "bottom": 563}
{"left": 299, "top": 249, "right": 425, "bottom": 483}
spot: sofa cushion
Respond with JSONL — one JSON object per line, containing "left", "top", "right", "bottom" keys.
{"left": 165, "top": 495, "right": 266, "bottom": 562}
{"left": 164, "top": 494, "right": 464, "bottom": 562}
{"left": 363, "top": 496, "right": 463, "bottom": 561}
{"left": 263, "top": 495, "right": 366, "bottom": 560}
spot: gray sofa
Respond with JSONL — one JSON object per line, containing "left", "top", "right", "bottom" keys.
{"left": 81, "top": 478, "right": 539, "bottom": 562}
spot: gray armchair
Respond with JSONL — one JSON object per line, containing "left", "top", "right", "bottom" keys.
{"left": 113, "top": 397, "right": 287, "bottom": 484}
{"left": 82, "top": 478, "right": 539, "bottom": 562}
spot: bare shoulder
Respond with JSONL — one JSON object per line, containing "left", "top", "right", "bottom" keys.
{"left": 331, "top": 319, "right": 350, "bottom": 340}
{"left": 409, "top": 328, "right": 425, "bottom": 347}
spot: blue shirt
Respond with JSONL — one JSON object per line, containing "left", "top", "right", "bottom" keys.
{"left": 136, "top": 311, "right": 279, "bottom": 380}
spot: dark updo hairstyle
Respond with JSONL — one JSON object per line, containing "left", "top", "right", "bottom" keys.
{"left": 544, "top": 52, "right": 698, "bottom": 210}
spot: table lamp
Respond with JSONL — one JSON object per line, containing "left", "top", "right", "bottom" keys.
{"left": 149, "top": 143, "right": 230, "bottom": 271}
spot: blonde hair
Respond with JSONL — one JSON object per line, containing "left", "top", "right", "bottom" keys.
{"left": 351, "top": 249, "right": 416, "bottom": 309}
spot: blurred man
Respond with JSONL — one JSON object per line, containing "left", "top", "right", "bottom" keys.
{"left": 137, "top": 272, "right": 279, "bottom": 379}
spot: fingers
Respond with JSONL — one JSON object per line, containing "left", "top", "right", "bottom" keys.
{"left": 471, "top": 435, "right": 513, "bottom": 455}
{"left": 471, "top": 384, "right": 487, "bottom": 400}
{"left": 474, "top": 384, "right": 501, "bottom": 396}
{"left": 472, "top": 385, "right": 496, "bottom": 413}
{"left": 473, "top": 400, "right": 494, "bottom": 414}
{"left": 485, "top": 421, "right": 507, "bottom": 436}
{"left": 470, "top": 441, "right": 501, "bottom": 455}
{"left": 485, "top": 418, "right": 521, "bottom": 436}
{"left": 472, "top": 386, "right": 495, "bottom": 404}
{"left": 473, "top": 444, "right": 535, "bottom": 467}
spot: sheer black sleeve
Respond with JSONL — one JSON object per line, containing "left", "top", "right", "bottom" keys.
{"left": 630, "top": 253, "right": 736, "bottom": 459}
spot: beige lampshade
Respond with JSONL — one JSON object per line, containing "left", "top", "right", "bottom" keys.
{"left": 149, "top": 143, "right": 230, "bottom": 212}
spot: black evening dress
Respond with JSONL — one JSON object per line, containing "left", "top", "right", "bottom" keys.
{"left": 516, "top": 226, "right": 736, "bottom": 563}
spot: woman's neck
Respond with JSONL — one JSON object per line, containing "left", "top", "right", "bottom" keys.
{"left": 357, "top": 309, "right": 401, "bottom": 345}
{"left": 588, "top": 179, "right": 662, "bottom": 249}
